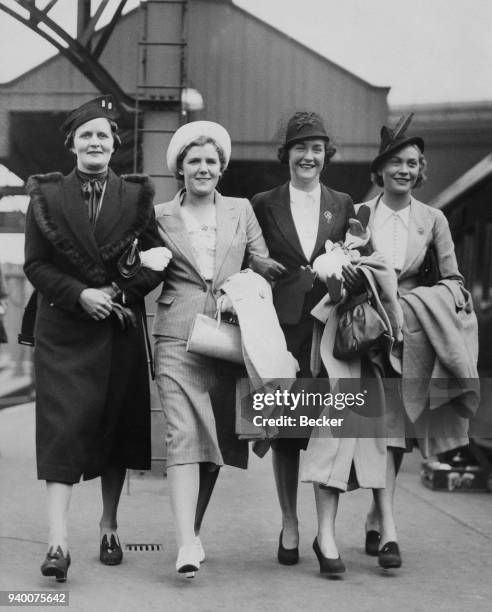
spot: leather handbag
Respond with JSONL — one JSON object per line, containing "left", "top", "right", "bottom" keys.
{"left": 117, "top": 238, "right": 141, "bottom": 279}
{"left": 333, "top": 288, "right": 387, "bottom": 360}
{"left": 417, "top": 242, "right": 440, "bottom": 287}
{"left": 18, "top": 289, "right": 38, "bottom": 346}
{"left": 186, "top": 310, "right": 244, "bottom": 364}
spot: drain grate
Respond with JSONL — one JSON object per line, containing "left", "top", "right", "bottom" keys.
{"left": 125, "top": 543, "right": 163, "bottom": 552}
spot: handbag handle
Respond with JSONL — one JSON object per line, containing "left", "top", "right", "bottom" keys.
{"left": 215, "top": 306, "right": 223, "bottom": 329}
{"left": 214, "top": 298, "right": 239, "bottom": 328}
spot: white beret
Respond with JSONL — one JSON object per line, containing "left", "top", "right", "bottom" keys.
{"left": 166, "top": 120, "right": 232, "bottom": 174}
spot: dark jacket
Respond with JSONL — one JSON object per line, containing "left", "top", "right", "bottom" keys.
{"left": 24, "top": 169, "right": 164, "bottom": 483}
{"left": 252, "top": 182, "right": 354, "bottom": 372}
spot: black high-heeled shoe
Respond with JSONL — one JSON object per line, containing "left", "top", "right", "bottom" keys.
{"left": 378, "top": 541, "right": 402, "bottom": 569}
{"left": 277, "top": 530, "right": 299, "bottom": 565}
{"left": 312, "top": 537, "right": 345, "bottom": 575}
{"left": 365, "top": 529, "right": 380, "bottom": 556}
{"left": 40, "top": 546, "right": 71, "bottom": 582}
{"left": 100, "top": 534, "right": 123, "bottom": 566}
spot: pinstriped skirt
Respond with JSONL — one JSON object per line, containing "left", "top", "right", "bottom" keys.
{"left": 154, "top": 337, "right": 248, "bottom": 469}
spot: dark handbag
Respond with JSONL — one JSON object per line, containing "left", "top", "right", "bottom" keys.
{"left": 417, "top": 243, "right": 440, "bottom": 287}
{"left": 186, "top": 311, "right": 244, "bottom": 364}
{"left": 333, "top": 288, "right": 387, "bottom": 359}
{"left": 117, "top": 238, "right": 141, "bottom": 279}
{"left": 18, "top": 290, "right": 38, "bottom": 346}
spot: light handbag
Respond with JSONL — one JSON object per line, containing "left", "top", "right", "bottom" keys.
{"left": 333, "top": 288, "right": 387, "bottom": 360}
{"left": 186, "top": 310, "right": 244, "bottom": 364}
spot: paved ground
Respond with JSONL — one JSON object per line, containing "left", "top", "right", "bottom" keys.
{"left": 1, "top": 403, "right": 492, "bottom": 612}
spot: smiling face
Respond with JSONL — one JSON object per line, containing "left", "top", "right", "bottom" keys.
{"left": 71, "top": 117, "right": 114, "bottom": 174}
{"left": 379, "top": 144, "right": 421, "bottom": 196}
{"left": 181, "top": 143, "right": 222, "bottom": 198}
{"left": 288, "top": 138, "right": 326, "bottom": 190}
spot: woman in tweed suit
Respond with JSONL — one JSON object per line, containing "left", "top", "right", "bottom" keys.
{"left": 153, "top": 121, "right": 269, "bottom": 577}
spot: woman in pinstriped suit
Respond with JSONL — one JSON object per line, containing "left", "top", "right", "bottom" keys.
{"left": 152, "top": 121, "right": 270, "bottom": 578}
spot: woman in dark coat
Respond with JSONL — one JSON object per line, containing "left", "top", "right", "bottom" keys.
{"left": 251, "top": 111, "right": 355, "bottom": 567}
{"left": 24, "top": 96, "right": 166, "bottom": 581}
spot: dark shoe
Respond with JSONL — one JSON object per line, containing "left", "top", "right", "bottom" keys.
{"left": 100, "top": 534, "right": 123, "bottom": 566}
{"left": 277, "top": 530, "right": 299, "bottom": 565}
{"left": 313, "top": 537, "right": 345, "bottom": 575}
{"left": 378, "top": 541, "right": 402, "bottom": 569}
{"left": 365, "top": 529, "right": 380, "bottom": 556}
{"left": 40, "top": 546, "right": 71, "bottom": 582}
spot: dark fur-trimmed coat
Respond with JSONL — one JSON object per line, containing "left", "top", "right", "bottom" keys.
{"left": 24, "top": 168, "right": 164, "bottom": 483}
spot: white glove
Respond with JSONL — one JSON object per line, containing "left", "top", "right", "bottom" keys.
{"left": 140, "top": 247, "right": 172, "bottom": 271}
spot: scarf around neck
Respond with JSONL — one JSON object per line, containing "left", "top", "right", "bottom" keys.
{"left": 77, "top": 169, "right": 108, "bottom": 229}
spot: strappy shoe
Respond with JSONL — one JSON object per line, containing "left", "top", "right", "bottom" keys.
{"left": 40, "top": 546, "right": 71, "bottom": 582}
{"left": 100, "top": 534, "right": 123, "bottom": 566}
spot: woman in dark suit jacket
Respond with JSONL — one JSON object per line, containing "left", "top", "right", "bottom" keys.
{"left": 24, "top": 96, "right": 165, "bottom": 581}
{"left": 251, "top": 111, "right": 355, "bottom": 566}
{"left": 153, "top": 121, "right": 269, "bottom": 578}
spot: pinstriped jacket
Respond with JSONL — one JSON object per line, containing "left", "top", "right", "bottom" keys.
{"left": 152, "top": 190, "right": 268, "bottom": 340}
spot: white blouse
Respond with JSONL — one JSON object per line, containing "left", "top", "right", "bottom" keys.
{"left": 372, "top": 199, "right": 410, "bottom": 272}
{"left": 180, "top": 205, "right": 217, "bottom": 280}
{"left": 289, "top": 183, "right": 321, "bottom": 260}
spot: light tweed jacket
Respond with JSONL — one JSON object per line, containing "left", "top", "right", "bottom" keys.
{"left": 152, "top": 190, "right": 268, "bottom": 340}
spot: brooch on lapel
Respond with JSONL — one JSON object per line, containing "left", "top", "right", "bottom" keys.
{"left": 417, "top": 227, "right": 424, "bottom": 234}
{"left": 323, "top": 211, "right": 333, "bottom": 224}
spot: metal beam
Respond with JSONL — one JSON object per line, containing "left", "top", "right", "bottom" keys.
{"left": 92, "top": 0, "right": 126, "bottom": 60}
{"left": 41, "top": 0, "right": 60, "bottom": 16}
{"left": 78, "top": 0, "right": 109, "bottom": 48}
{"left": 0, "top": 0, "right": 136, "bottom": 111}
{"left": 76, "top": 0, "right": 91, "bottom": 40}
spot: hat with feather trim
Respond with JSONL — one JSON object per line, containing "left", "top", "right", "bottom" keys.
{"left": 166, "top": 121, "right": 232, "bottom": 175}
{"left": 371, "top": 113, "right": 424, "bottom": 172}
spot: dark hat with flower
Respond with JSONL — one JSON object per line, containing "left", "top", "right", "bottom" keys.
{"left": 371, "top": 113, "right": 424, "bottom": 172}
{"left": 283, "top": 111, "right": 330, "bottom": 148}
{"left": 61, "top": 95, "right": 117, "bottom": 135}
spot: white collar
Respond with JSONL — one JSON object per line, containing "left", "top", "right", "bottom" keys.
{"left": 289, "top": 182, "right": 321, "bottom": 203}
{"left": 376, "top": 198, "right": 411, "bottom": 228}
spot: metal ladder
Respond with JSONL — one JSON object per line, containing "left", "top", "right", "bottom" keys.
{"left": 132, "top": 0, "right": 188, "bottom": 186}
{"left": 130, "top": 0, "right": 190, "bottom": 477}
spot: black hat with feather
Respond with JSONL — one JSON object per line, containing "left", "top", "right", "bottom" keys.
{"left": 370, "top": 113, "right": 424, "bottom": 172}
